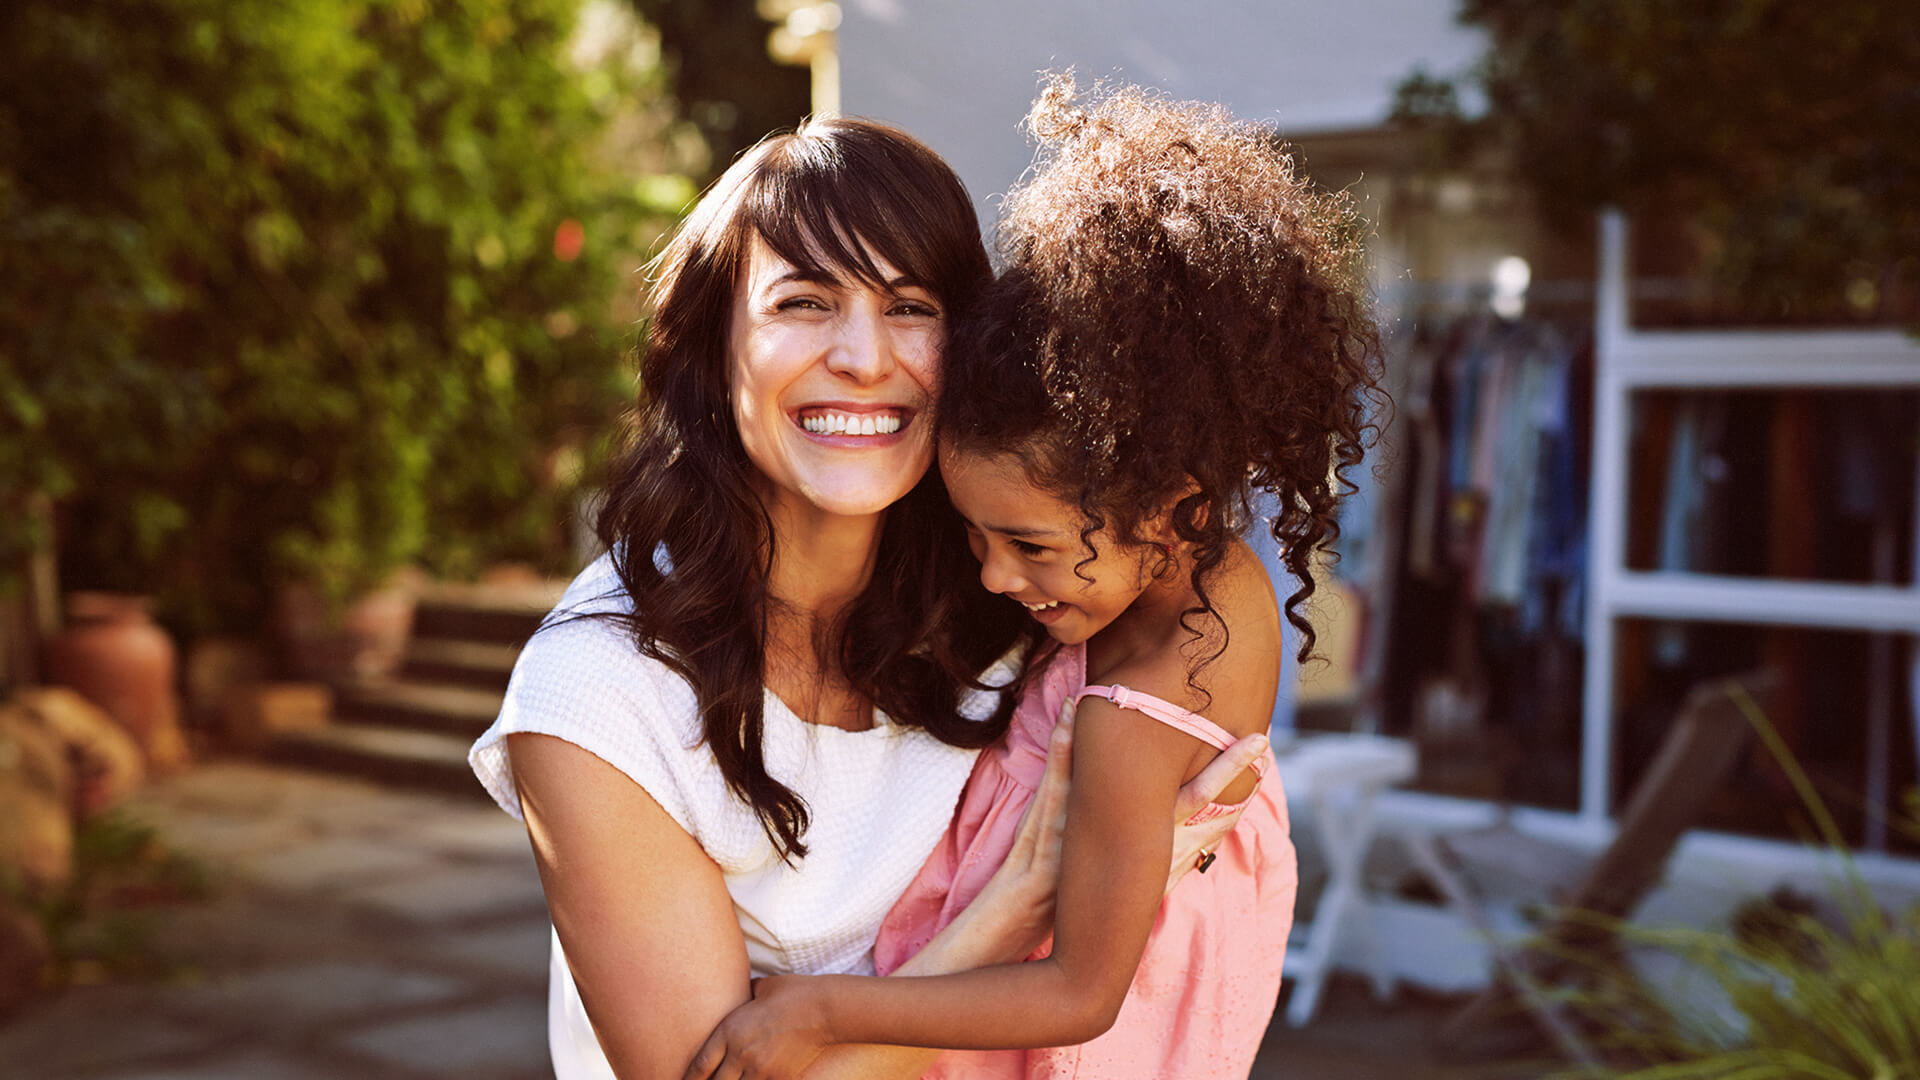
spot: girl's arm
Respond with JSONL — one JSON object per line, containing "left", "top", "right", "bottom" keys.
{"left": 693, "top": 706, "right": 1269, "bottom": 1080}
{"left": 686, "top": 696, "right": 1265, "bottom": 1078}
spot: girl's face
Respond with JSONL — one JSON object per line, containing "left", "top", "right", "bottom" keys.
{"left": 728, "top": 235, "right": 945, "bottom": 521}
{"left": 940, "top": 446, "right": 1159, "bottom": 646}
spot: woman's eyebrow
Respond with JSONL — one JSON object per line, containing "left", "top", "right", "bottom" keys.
{"left": 768, "top": 268, "right": 842, "bottom": 289}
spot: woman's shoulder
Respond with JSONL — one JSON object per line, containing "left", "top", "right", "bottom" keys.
{"left": 470, "top": 549, "right": 710, "bottom": 824}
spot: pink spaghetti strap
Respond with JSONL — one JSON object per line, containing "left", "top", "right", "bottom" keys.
{"left": 1076, "top": 683, "right": 1269, "bottom": 779}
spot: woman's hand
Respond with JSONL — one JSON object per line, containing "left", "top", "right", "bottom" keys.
{"left": 953, "top": 697, "right": 1078, "bottom": 959}
{"left": 683, "top": 976, "right": 831, "bottom": 1080}
{"left": 961, "top": 705, "right": 1272, "bottom": 947}
{"left": 1164, "top": 731, "right": 1269, "bottom": 896}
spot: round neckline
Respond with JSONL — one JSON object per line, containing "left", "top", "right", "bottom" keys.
{"left": 761, "top": 687, "right": 897, "bottom": 737}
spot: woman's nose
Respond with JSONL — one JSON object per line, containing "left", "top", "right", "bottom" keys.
{"left": 824, "top": 303, "right": 895, "bottom": 385}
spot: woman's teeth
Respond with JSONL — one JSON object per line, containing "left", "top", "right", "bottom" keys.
{"left": 1022, "top": 600, "right": 1059, "bottom": 612}
{"left": 801, "top": 412, "right": 902, "bottom": 436}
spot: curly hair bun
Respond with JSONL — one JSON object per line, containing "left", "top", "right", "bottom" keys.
{"left": 950, "top": 74, "right": 1384, "bottom": 664}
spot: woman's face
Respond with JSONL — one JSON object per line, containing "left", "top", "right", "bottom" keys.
{"left": 727, "top": 235, "right": 945, "bottom": 521}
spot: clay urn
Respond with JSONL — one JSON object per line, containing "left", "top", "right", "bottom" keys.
{"left": 44, "top": 592, "right": 191, "bottom": 772}
{"left": 274, "top": 568, "right": 423, "bottom": 685}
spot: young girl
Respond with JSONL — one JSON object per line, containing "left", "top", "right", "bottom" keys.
{"left": 683, "top": 77, "right": 1380, "bottom": 1080}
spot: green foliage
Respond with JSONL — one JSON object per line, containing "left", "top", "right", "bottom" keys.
{"left": 1394, "top": 0, "right": 1920, "bottom": 323}
{"left": 1, "top": 812, "right": 210, "bottom": 986}
{"left": 0, "top": 0, "right": 697, "bottom": 630}
{"left": 1550, "top": 688, "right": 1920, "bottom": 1080}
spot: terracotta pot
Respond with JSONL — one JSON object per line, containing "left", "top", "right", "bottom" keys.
{"left": 0, "top": 901, "right": 50, "bottom": 1019}
{"left": 43, "top": 592, "right": 189, "bottom": 772}
{"left": 274, "top": 573, "right": 420, "bottom": 684}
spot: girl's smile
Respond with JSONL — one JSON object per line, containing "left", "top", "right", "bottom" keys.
{"left": 939, "top": 447, "right": 1165, "bottom": 645}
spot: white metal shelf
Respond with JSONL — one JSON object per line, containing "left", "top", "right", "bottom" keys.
{"left": 1579, "top": 210, "right": 1920, "bottom": 828}
{"left": 1609, "top": 331, "right": 1920, "bottom": 389}
{"left": 1609, "top": 573, "right": 1920, "bottom": 634}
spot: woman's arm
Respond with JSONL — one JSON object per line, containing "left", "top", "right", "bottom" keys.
{"left": 685, "top": 700, "right": 1269, "bottom": 1077}
{"left": 509, "top": 732, "right": 754, "bottom": 1080}
{"left": 699, "top": 706, "right": 1266, "bottom": 1080}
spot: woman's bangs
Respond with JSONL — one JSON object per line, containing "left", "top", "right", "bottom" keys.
{"left": 742, "top": 141, "right": 953, "bottom": 301}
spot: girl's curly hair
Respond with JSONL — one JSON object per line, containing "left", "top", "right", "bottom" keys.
{"left": 941, "top": 76, "right": 1384, "bottom": 668}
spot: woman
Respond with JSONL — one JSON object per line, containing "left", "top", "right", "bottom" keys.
{"left": 469, "top": 116, "right": 1262, "bottom": 1080}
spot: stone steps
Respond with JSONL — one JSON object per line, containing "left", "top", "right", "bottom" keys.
{"left": 268, "top": 579, "right": 568, "bottom": 795}
{"left": 402, "top": 639, "right": 522, "bottom": 693}
{"left": 268, "top": 723, "right": 485, "bottom": 797}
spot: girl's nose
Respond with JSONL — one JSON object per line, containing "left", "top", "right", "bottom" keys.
{"left": 824, "top": 304, "right": 895, "bottom": 385}
{"left": 978, "top": 548, "right": 1028, "bottom": 597}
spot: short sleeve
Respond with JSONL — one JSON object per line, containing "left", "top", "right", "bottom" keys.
{"left": 468, "top": 604, "right": 710, "bottom": 845}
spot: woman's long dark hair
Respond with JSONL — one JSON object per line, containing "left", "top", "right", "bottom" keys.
{"left": 587, "top": 117, "right": 1033, "bottom": 861}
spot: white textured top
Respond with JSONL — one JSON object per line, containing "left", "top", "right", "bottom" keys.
{"left": 469, "top": 552, "right": 1004, "bottom": 1078}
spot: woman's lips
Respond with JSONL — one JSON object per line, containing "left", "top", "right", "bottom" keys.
{"left": 792, "top": 406, "right": 915, "bottom": 446}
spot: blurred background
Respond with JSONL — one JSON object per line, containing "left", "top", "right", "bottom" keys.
{"left": 2, "top": 1, "right": 1916, "bottom": 1077}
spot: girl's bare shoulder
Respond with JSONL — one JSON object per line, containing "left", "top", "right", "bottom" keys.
{"left": 1103, "top": 541, "right": 1283, "bottom": 739}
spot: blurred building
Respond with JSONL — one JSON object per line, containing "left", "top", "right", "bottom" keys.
{"left": 795, "top": 0, "right": 1920, "bottom": 992}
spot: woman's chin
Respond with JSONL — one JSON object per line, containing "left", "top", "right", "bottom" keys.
{"left": 788, "top": 480, "right": 921, "bottom": 521}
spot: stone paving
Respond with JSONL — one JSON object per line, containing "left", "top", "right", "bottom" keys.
{"left": 0, "top": 759, "right": 1531, "bottom": 1080}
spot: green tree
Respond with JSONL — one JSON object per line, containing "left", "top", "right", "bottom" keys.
{"left": 0, "top": 0, "right": 699, "bottom": 632}
{"left": 1396, "top": 0, "right": 1920, "bottom": 322}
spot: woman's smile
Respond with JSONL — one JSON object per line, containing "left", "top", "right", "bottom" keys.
{"left": 728, "top": 236, "right": 943, "bottom": 520}
{"left": 793, "top": 403, "right": 915, "bottom": 443}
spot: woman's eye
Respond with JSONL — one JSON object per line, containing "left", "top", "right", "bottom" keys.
{"left": 1011, "top": 539, "right": 1048, "bottom": 558}
{"left": 891, "top": 300, "right": 940, "bottom": 318}
{"left": 776, "top": 296, "right": 828, "bottom": 312}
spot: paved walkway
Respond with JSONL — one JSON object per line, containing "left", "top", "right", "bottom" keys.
{"left": 0, "top": 760, "right": 1529, "bottom": 1079}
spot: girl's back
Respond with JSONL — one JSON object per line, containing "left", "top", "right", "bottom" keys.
{"left": 876, "top": 553, "right": 1297, "bottom": 1077}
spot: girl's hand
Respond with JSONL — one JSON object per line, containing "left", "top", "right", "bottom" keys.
{"left": 682, "top": 975, "right": 831, "bottom": 1080}
{"left": 1164, "top": 731, "right": 1269, "bottom": 896}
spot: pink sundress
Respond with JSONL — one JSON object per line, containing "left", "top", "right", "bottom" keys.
{"left": 874, "top": 643, "right": 1298, "bottom": 1079}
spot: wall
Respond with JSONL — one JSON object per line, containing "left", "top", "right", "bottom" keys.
{"left": 837, "top": 0, "right": 1485, "bottom": 225}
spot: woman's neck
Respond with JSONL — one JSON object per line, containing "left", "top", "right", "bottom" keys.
{"left": 763, "top": 496, "right": 884, "bottom": 614}
{"left": 760, "top": 493, "right": 885, "bottom": 730}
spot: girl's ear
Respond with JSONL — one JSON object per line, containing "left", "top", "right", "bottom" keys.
{"left": 1146, "top": 476, "right": 1207, "bottom": 543}
{"left": 1138, "top": 479, "right": 1203, "bottom": 580}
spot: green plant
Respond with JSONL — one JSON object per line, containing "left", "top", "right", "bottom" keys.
{"left": 1545, "top": 687, "right": 1920, "bottom": 1079}
{"left": 1, "top": 812, "right": 210, "bottom": 987}
{"left": 0, "top": 0, "right": 701, "bottom": 631}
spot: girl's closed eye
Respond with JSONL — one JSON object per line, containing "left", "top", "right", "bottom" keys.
{"left": 1010, "top": 538, "right": 1049, "bottom": 558}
